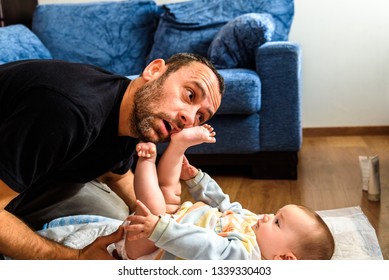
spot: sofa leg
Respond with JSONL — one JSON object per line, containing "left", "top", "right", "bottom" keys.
{"left": 183, "top": 152, "right": 299, "bottom": 180}
{"left": 250, "top": 152, "right": 298, "bottom": 180}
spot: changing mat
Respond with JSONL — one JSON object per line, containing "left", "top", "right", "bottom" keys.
{"left": 37, "top": 206, "right": 383, "bottom": 260}
{"left": 317, "top": 206, "right": 383, "bottom": 259}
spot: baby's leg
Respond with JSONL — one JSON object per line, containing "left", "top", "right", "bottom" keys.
{"left": 133, "top": 142, "right": 166, "bottom": 214}
{"left": 125, "top": 142, "right": 164, "bottom": 259}
{"left": 158, "top": 124, "right": 216, "bottom": 213}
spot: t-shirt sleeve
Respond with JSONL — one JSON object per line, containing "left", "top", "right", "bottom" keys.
{"left": 0, "top": 87, "right": 88, "bottom": 193}
{"left": 185, "top": 170, "right": 243, "bottom": 212}
{"left": 149, "top": 215, "right": 255, "bottom": 260}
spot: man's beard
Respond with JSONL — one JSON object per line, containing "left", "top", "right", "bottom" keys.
{"left": 132, "top": 76, "right": 171, "bottom": 143}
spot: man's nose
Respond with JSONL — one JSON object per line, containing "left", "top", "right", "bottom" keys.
{"left": 179, "top": 109, "right": 196, "bottom": 128}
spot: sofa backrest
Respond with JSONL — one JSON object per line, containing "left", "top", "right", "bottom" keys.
{"left": 21, "top": 0, "right": 294, "bottom": 75}
{"left": 147, "top": 0, "right": 294, "bottom": 63}
{"left": 31, "top": 0, "right": 161, "bottom": 76}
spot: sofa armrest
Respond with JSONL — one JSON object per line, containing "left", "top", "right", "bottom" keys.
{"left": 255, "top": 41, "right": 302, "bottom": 151}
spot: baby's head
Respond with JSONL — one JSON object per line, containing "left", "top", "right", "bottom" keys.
{"left": 252, "top": 204, "right": 334, "bottom": 260}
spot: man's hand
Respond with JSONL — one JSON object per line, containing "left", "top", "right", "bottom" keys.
{"left": 78, "top": 226, "right": 124, "bottom": 260}
{"left": 124, "top": 200, "right": 159, "bottom": 241}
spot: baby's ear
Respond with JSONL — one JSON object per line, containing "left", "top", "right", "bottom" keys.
{"left": 274, "top": 252, "right": 297, "bottom": 260}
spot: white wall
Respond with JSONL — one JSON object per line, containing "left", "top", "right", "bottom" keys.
{"left": 38, "top": 0, "right": 389, "bottom": 127}
{"left": 290, "top": 0, "right": 389, "bottom": 127}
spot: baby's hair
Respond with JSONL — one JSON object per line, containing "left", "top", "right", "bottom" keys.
{"left": 293, "top": 205, "right": 335, "bottom": 260}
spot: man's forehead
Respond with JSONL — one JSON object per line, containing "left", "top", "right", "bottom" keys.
{"left": 173, "top": 62, "right": 221, "bottom": 114}
{"left": 189, "top": 63, "right": 221, "bottom": 107}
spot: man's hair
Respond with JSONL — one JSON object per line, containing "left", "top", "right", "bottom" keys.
{"left": 293, "top": 205, "right": 335, "bottom": 260}
{"left": 165, "top": 53, "right": 225, "bottom": 96}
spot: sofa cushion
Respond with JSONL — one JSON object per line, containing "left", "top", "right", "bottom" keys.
{"left": 208, "top": 13, "right": 275, "bottom": 69}
{"left": 159, "top": 114, "right": 260, "bottom": 154}
{"left": 0, "top": 24, "right": 52, "bottom": 64}
{"left": 32, "top": 0, "right": 160, "bottom": 76}
{"left": 191, "top": 114, "right": 261, "bottom": 153}
{"left": 147, "top": 0, "right": 294, "bottom": 62}
{"left": 217, "top": 69, "right": 261, "bottom": 115}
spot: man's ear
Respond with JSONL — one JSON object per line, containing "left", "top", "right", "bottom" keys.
{"left": 142, "top": 59, "right": 166, "bottom": 81}
{"left": 273, "top": 252, "right": 298, "bottom": 260}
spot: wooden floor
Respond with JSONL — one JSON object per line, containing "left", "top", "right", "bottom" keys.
{"left": 181, "top": 134, "right": 389, "bottom": 259}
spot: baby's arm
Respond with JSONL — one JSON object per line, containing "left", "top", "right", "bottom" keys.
{"left": 157, "top": 124, "right": 216, "bottom": 213}
{"left": 182, "top": 159, "right": 243, "bottom": 213}
{"left": 125, "top": 200, "right": 257, "bottom": 260}
{"left": 180, "top": 155, "right": 200, "bottom": 181}
{"left": 124, "top": 200, "right": 160, "bottom": 241}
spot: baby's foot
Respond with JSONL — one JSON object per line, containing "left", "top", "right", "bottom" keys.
{"left": 136, "top": 142, "right": 157, "bottom": 161}
{"left": 171, "top": 124, "right": 216, "bottom": 149}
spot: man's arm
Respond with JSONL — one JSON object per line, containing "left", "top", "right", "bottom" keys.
{"left": 0, "top": 179, "right": 77, "bottom": 259}
{"left": 99, "top": 169, "right": 136, "bottom": 213}
{"left": 0, "top": 210, "right": 80, "bottom": 259}
{"left": 0, "top": 179, "right": 122, "bottom": 259}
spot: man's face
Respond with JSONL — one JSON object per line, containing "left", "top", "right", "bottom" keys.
{"left": 133, "top": 62, "right": 221, "bottom": 143}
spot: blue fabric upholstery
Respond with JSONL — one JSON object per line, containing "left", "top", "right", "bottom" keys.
{"left": 256, "top": 42, "right": 302, "bottom": 151}
{"left": 0, "top": 24, "right": 52, "bottom": 64}
{"left": 190, "top": 114, "right": 261, "bottom": 154}
{"left": 147, "top": 0, "right": 294, "bottom": 62}
{"left": 216, "top": 69, "right": 261, "bottom": 115}
{"left": 208, "top": 13, "right": 275, "bottom": 69}
{"left": 32, "top": 0, "right": 161, "bottom": 75}
{"left": 159, "top": 114, "right": 260, "bottom": 154}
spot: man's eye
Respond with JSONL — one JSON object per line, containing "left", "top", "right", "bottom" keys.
{"left": 187, "top": 89, "right": 194, "bottom": 100}
{"left": 198, "top": 114, "right": 204, "bottom": 124}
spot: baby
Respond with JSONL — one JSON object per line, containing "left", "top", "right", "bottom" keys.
{"left": 116, "top": 125, "right": 335, "bottom": 260}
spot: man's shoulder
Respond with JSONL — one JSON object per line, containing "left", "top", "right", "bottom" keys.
{"left": 2, "top": 59, "right": 120, "bottom": 84}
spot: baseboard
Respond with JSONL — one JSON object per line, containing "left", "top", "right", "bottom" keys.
{"left": 303, "top": 126, "right": 389, "bottom": 137}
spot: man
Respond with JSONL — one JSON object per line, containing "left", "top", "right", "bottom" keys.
{"left": 0, "top": 53, "right": 224, "bottom": 259}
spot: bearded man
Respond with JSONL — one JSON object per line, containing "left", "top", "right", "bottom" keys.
{"left": 0, "top": 53, "right": 224, "bottom": 259}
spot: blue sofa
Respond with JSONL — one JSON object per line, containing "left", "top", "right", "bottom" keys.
{"left": 0, "top": 0, "right": 301, "bottom": 179}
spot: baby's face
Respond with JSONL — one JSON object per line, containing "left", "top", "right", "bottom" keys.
{"left": 252, "top": 204, "right": 314, "bottom": 260}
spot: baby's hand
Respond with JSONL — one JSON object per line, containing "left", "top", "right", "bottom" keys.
{"left": 136, "top": 142, "right": 157, "bottom": 159}
{"left": 124, "top": 200, "right": 160, "bottom": 241}
{"left": 180, "top": 156, "right": 199, "bottom": 181}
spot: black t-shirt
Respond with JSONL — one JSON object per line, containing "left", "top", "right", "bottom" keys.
{"left": 0, "top": 60, "right": 138, "bottom": 193}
